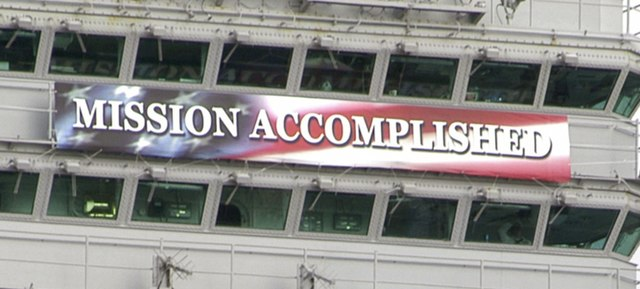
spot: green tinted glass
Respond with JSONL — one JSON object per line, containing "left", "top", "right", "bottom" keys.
{"left": 384, "top": 55, "right": 457, "bottom": 99}
{"left": 132, "top": 180, "right": 207, "bottom": 225}
{"left": 300, "top": 190, "right": 374, "bottom": 235}
{"left": 301, "top": 49, "right": 375, "bottom": 94}
{"left": 544, "top": 206, "right": 618, "bottom": 249}
{"left": 614, "top": 72, "right": 640, "bottom": 118}
{"left": 465, "top": 201, "right": 539, "bottom": 245}
{"left": 134, "top": 38, "right": 209, "bottom": 83}
{"left": 0, "top": 171, "right": 38, "bottom": 215}
{"left": 0, "top": 28, "right": 40, "bottom": 72}
{"left": 544, "top": 66, "right": 619, "bottom": 110}
{"left": 216, "top": 185, "right": 291, "bottom": 230}
{"left": 48, "top": 175, "right": 123, "bottom": 219}
{"left": 218, "top": 44, "right": 292, "bottom": 88}
{"left": 49, "top": 32, "right": 124, "bottom": 77}
{"left": 383, "top": 196, "right": 457, "bottom": 240}
{"left": 613, "top": 212, "right": 640, "bottom": 256}
{"left": 466, "top": 61, "right": 539, "bottom": 105}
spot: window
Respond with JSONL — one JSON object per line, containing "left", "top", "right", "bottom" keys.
{"left": 465, "top": 201, "right": 539, "bottom": 245}
{"left": 544, "top": 206, "right": 618, "bottom": 249}
{"left": 216, "top": 185, "right": 291, "bottom": 230}
{"left": 134, "top": 38, "right": 209, "bottom": 83}
{"left": 466, "top": 61, "right": 539, "bottom": 105}
{"left": 544, "top": 66, "right": 619, "bottom": 110}
{"left": 384, "top": 55, "right": 457, "bottom": 99}
{"left": 301, "top": 49, "right": 375, "bottom": 94}
{"left": 299, "top": 190, "right": 374, "bottom": 235}
{"left": 217, "top": 44, "right": 292, "bottom": 88}
{"left": 47, "top": 175, "right": 123, "bottom": 219}
{"left": 613, "top": 212, "right": 640, "bottom": 256}
{"left": 382, "top": 196, "right": 457, "bottom": 240}
{"left": 132, "top": 180, "right": 207, "bottom": 225}
{"left": 0, "top": 28, "right": 40, "bottom": 72}
{"left": 0, "top": 171, "right": 38, "bottom": 214}
{"left": 613, "top": 72, "right": 640, "bottom": 118}
{"left": 49, "top": 32, "right": 124, "bottom": 77}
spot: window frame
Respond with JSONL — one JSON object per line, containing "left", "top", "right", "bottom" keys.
{"left": 611, "top": 69, "right": 640, "bottom": 119}
{"left": 210, "top": 181, "right": 299, "bottom": 235}
{"left": 379, "top": 52, "right": 461, "bottom": 104}
{"left": 48, "top": 31, "right": 126, "bottom": 78}
{"left": 611, "top": 209, "right": 640, "bottom": 257}
{"left": 126, "top": 177, "right": 215, "bottom": 232}
{"left": 459, "top": 56, "right": 546, "bottom": 110}
{"left": 458, "top": 197, "right": 546, "bottom": 250}
{"left": 44, "top": 29, "right": 130, "bottom": 82}
{"left": 214, "top": 42, "right": 295, "bottom": 91}
{"left": 539, "top": 62, "right": 624, "bottom": 116}
{"left": 0, "top": 26, "right": 43, "bottom": 76}
{"left": 463, "top": 59, "right": 541, "bottom": 106}
{"left": 127, "top": 35, "right": 214, "bottom": 90}
{"left": 42, "top": 172, "right": 127, "bottom": 224}
{"left": 130, "top": 179, "right": 210, "bottom": 226}
{"left": 0, "top": 169, "right": 40, "bottom": 219}
{"left": 294, "top": 187, "right": 380, "bottom": 240}
{"left": 296, "top": 45, "right": 381, "bottom": 100}
{"left": 378, "top": 192, "right": 461, "bottom": 245}
{"left": 540, "top": 203, "right": 623, "bottom": 254}
{"left": 212, "top": 182, "right": 294, "bottom": 232}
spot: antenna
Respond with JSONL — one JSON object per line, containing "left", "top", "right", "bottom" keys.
{"left": 152, "top": 249, "right": 193, "bottom": 289}
{"left": 298, "top": 264, "right": 334, "bottom": 289}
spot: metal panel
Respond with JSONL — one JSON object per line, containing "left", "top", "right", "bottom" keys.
{"left": 0, "top": 78, "right": 52, "bottom": 143}
{"left": 569, "top": 116, "right": 637, "bottom": 179}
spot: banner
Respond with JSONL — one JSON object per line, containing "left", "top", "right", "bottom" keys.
{"left": 55, "top": 83, "right": 571, "bottom": 183}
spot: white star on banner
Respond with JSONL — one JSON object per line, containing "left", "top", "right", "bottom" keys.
{"left": 170, "top": 91, "right": 200, "bottom": 106}
{"left": 65, "top": 131, "right": 97, "bottom": 146}
{"left": 129, "top": 135, "right": 155, "bottom": 154}
{"left": 62, "top": 85, "right": 93, "bottom": 106}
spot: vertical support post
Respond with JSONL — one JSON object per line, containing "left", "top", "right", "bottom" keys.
{"left": 616, "top": 268, "right": 620, "bottom": 289}
{"left": 548, "top": 264, "right": 552, "bottom": 289}
{"left": 635, "top": 119, "right": 638, "bottom": 177}
{"left": 577, "top": 0, "right": 582, "bottom": 31}
{"left": 230, "top": 244, "right": 235, "bottom": 289}
{"left": 373, "top": 251, "right": 378, "bottom": 289}
{"left": 627, "top": 0, "right": 631, "bottom": 35}
{"left": 84, "top": 235, "right": 89, "bottom": 289}
{"left": 480, "top": 260, "right": 484, "bottom": 289}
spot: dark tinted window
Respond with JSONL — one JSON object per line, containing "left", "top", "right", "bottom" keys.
{"left": 300, "top": 190, "right": 374, "bottom": 235}
{"left": 465, "top": 201, "right": 539, "bottom": 245}
{"left": 216, "top": 185, "right": 291, "bottom": 230}
{"left": 614, "top": 72, "right": 640, "bottom": 118}
{"left": 132, "top": 180, "right": 207, "bottom": 225}
{"left": 0, "top": 171, "right": 38, "bottom": 215}
{"left": 0, "top": 28, "right": 40, "bottom": 72}
{"left": 50, "top": 32, "right": 124, "bottom": 77}
{"left": 544, "top": 66, "right": 619, "bottom": 110}
{"left": 544, "top": 206, "right": 618, "bottom": 249}
{"left": 383, "top": 196, "right": 457, "bottom": 240}
{"left": 48, "top": 175, "right": 123, "bottom": 219}
{"left": 466, "top": 61, "right": 539, "bottom": 105}
{"left": 134, "top": 38, "right": 209, "bottom": 83}
{"left": 217, "top": 44, "right": 292, "bottom": 88}
{"left": 613, "top": 212, "right": 640, "bottom": 256}
{"left": 384, "top": 55, "right": 457, "bottom": 99}
{"left": 301, "top": 49, "right": 375, "bottom": 94}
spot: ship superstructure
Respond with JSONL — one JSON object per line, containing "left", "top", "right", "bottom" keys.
{"left": 0, "top": 0, "right": 639, "bottom": 289}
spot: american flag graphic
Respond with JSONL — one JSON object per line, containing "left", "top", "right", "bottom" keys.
{"left": 55, "top": 83, "right": 571, "bottom": 183}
